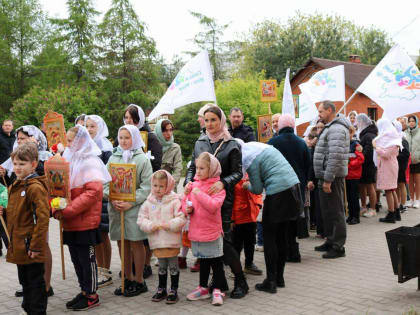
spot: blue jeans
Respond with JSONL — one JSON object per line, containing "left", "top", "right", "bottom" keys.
{"left": 257, "top": 222, "right": 264, "bottom": 246}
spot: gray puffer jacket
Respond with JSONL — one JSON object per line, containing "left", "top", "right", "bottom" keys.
{"left": 314, "top": 114, "right": 350, "bottom": 182}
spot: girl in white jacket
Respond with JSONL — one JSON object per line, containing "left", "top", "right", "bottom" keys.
{"left": 137, "top": 170, "right": 186, "bottom": 304}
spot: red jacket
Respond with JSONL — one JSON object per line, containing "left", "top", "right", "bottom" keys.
{"left": 232, "top": 176, "right": 263, "bottom": 225}
{"left": 53, "top": 181, "right": 103, "bottom": 232}
{"left": 346, "top": 148, "right": 365, "bottom": 180}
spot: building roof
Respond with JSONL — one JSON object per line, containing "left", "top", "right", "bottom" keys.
{"left": 292, "top": 57, "right": 376, "bottom": 91}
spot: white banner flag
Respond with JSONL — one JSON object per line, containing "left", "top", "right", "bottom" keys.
{"left": 299, "top": 65, "right": 345, "bottom": 103}
{"left": 296, "top": 90, "right": 319, "bottom": 126}
{"left": 282, "top": 68, "right": 295, "bottom": 117}
{"left": 357, "top": 45, "right": 420, "bottom": 121}
{"left": 148, "top": 51, "right": 216, "bottom": 121}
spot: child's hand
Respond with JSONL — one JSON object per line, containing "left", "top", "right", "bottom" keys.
{"left": 0, "top": 166, "right": 5, "bottom": 177}
{"left": 356, "top": 144, "right": 363, "bottom": 152}
{"left": 28, "top": 250, "right": 40, "bottom": 259}
{"left": 208, "top": 181, "right": 224, "bottom": 195}
{"left": 54, "top": 210, "right": 63, "bottom": 220}
{"left": 151, "top": 224, "right": 161, "bottom": 232}
{"left": 372, "top": 139, "right": 376, "bottom": 149}
{"left": 192, "top": 187, "right": 200, "bottom": 195}
{"left": 118, "top": 202, "right": 132, "bottom": 212}
{"left": 242, "top": 181, "right": 250, "bottom": 190}
{"left": 186, "top": 206, "right": 193, "bottom": 214}
{"left": 184, "top": 182, "right": 192, "bottom": 195}
{"left": 307, "top": 181, "right": 314, "bottom": 191}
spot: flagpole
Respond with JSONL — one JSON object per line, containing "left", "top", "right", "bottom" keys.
{"left": 338, "top": 90, "right": 358, "bottom": 114}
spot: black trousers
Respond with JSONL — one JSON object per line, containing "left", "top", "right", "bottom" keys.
{"left": 310, "top": 187, "right": 324, "bottom": 237}
{"left": 17, "top": 263, "right": 47, "bottom": 315}
{"left": 200, "top": 257, "right": 224, "bottom": 288}
{"left": 222, "top": 222, "right": 243, "bottom": 276}
{"left": 346, "top": 179, "right": 360, "bottom": 219}
{"left": 232, "top": 222, "right": 257, "bottom": 266}
{"left": 68, "top": 245, "right": 98, "bottom": 294}
{"left": 263, "top": 220, "right": 288, "bottom": 281}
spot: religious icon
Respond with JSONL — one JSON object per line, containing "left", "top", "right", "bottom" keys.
{"left": 257, "top": 114, "right": 273, "bottom": 143}
{"left": 44, "top": 155, "right": 71, "bottom": 204}
{"left": 109, "top": 163, "right": 137, "bottom": 202}
{"left": 140, "top": 131, "right": 148, "bottom": 153}
{"left": 293, "top": 95, "right": 300, "bottom": 118}
{"left": 43, "top": 111, "right": 67, "bottom": 147}
{"left": 260, "top": 80, "right": 278, "bottom": 102}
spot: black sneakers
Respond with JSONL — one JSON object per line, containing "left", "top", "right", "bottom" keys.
{"left": 124, "top": 281, "right": 148, "bottom": 297}
{"left": 71, "top": 294, "right": 100, "bottom": 311}
{"left": 379, "top": 211, "right": 396, "bottom": 223}
{"left": 152, "top": 288, "right": 167, "bottom": 302}
{"left": 244, "top": 263, "right": 263, "bottom": 275}
{"left": 314, "top": 242, "right": 332, "bottom": 252}
{"left": 66, "top": 293, "right": 84, "bottom": 309}
{"left": 255, "top": 279, "right": 277, "bottom": 294}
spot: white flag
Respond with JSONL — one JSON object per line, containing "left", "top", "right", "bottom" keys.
{"left": 357, "top": 45, "right": 420, "bottom": 121}
{"left": 295, "top": 91, "right": 319, "bottom": 126}
{"left": 299, "top": 65, "right": 345, "bottom": 103}
{"left": 282, "top": 68, "right": 295, "bottom": 117}
{"left": 148, "top": 51, "right": 216, "bottom": 121}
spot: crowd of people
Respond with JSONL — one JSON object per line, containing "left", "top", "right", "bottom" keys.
{"left": 0, "top": 101, "right": 419, "bottom": 314}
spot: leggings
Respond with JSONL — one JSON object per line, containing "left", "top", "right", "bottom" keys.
{"left": 199, "top": 257, "right": 224, "bottom": 289}
{"left": 158, "top": 256, "right": 179, "bottom": 275}
{"left": 222, "top": 223, "right": 243, "bottom": 276}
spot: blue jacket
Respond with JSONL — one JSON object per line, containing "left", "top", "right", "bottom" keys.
{"left": 268, "top": 127, "right": 311, "bottom": 195}
{"left": 247, "top": 146, "right": 299, "bottom": 196}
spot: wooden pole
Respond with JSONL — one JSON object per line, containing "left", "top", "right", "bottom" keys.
{"left": 268, "top": 103, "right": 272, "bottom": 114}
{"left": 0, "top": 216, "right": 9, "bottom": 243}
{"left": 338, "top": 90, "right": 358, "bottom": 114}
{"left": 59, "top": 219, "right": 66, "bottom": 280}
{"left": 1, "top": 175, "right": 7, "bottom": 189}
{"left": 120, "top": 211, "right": 125, "bottom": 294}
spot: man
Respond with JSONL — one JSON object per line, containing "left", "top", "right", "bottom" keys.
{"left": 311, "top": 101, "right": 350, "bottom": 259}
{"left": 228, "top": 107, "right": 256, "bottom": 143}
{"left": 271, "top": 113, "right": 281, "bottom": 136}
{"left": 0, "top": 119, "right": 15, "bottom": 164}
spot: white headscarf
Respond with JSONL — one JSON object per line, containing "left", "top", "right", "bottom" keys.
{"left": 118, "top": 124, "right": 145, "bottom": 163}
{"left": 85, "top": 115, "right": 113, "bottom": 152}
{"left": 373, "top": 118, "right": 402, "bottom": 167}
{"left": 355, "top": 113, "right": 372, "bottom": 138}
{"left": 1, "top": 125, "right": 52, "bottom": 176}
{"left": 123, "top": 104, "right": 145, "bottom": 129}
{"left": 235, "top": 138, "right": 270, "bottom": 174}
{"left": 63, "top": 126, "right": 111, "bottom": 189}
{"left": 392, "top": 120, "right": 406, "bottom": 139}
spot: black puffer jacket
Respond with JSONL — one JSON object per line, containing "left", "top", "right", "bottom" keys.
{"left": 0, "top": 129, "right": 15, "bottom": 164}
{"left": 359, "top": 123, "right": 378, "bottom": 169}
{"left": 114, "top": 122, "right": 163, "bottom": 172}
{"left": 228, "top": 124, "right": 256, "bottom": 143}
{"left": 185, "top": 135, "right": 242, "bottom": 224}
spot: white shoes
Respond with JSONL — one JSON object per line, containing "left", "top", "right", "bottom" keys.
{"left": 406, "top": 200, "right": 414, "bottom": 208}
{"left": 255, "top": 245, "right": 264, "bottom": 252}
{"left": 413, "top": 200, "right": 420, "bottom": 209}
{"left": 363, "top": 209, "right": 377, "bottom": 218}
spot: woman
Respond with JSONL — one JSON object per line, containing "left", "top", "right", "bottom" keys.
{"left": 373, "top": 119, "right": 402, "bottom": 223}
{"left": 185, "top": 105, "right": 248, "bottom": 299}
{"left": 154, "top": 119, "right": 182, "bottom": 191}
{"left": 406, "top": 115, "right": 420, "bottom": 209}
{"left": 238, "top": 139, "right": 300, "bottom": 293}
{"left": 348, "top": 111, "right": 358, "bottom": 126}
{"left": 85, "top": 115, "right": 114, "bottom": 287}
{"left": 268, "top": 114, "right": 311, "bottom": 263}
{"left": 356, "top": 114, "right": 378, "bottom": 217}
{"left": 120, "top": 104, "right": 163, "bottom": 278}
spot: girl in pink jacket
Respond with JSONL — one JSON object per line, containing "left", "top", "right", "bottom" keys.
{"left": 183, "top": 152, "right": 226, "bottom": 306}
{"left": 138, "top": 170, "right": 186, "bottom": 304}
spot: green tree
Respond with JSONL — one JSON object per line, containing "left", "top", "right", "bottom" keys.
{"left": 0, "top": 0, "right": 45, "bottom": 102}
{"left": 96, "top": 0, "right": 162, "bottom": 112}
{"left": 11, "top": 85, "right": 105, "bottom": 128}
{"left": 51, "top": 0, "right": 99, "bottom": 82}
{"left": 188, "top": 11, "right": 230, "bottom": 80}
{"left": 356, "top": 26, "right": 393, "bottom": 65}
{"left": 160, "top": 55, "right": 185, "bottom": 87}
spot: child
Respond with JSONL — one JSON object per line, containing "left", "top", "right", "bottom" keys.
{"left": 372, "top": 119, "right": 402, "bottom": 223}
{"left": 85, "top": 115, "right": 114, "bottom": 288}
{"left": 346, "top": 126, "right": 365, "bottom": 225}
{"left": 104, "top": 124, "right": 153, "bottom": 297}
{"left": 138, "top": 170, "right": 186, "bottom": 304}
{"left": 232, "top": 173, "right": 263, "bottom": 275}
{"left": 53, "top": 125, "right": 111, "bottom": 311}
{"left": 1, "top": 142, "right": 50, "bottom": 314}
{"left": 183, "top": 152, "right": 226, "bottom": 306}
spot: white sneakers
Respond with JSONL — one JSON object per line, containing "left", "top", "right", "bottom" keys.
{"left": 406, "top": 200, "right": 419, "bottom": 208}
{"left": 413, "top": 200, "right": 420, "bottom": 209}
{"left": 406, "top": 200, "right": 414, "bottom": 208}
{"left": 363, "top": 209, "right": 377, "bottom": 218}
{"left": 97, "top": 267, "right": 113, "bottom": 288}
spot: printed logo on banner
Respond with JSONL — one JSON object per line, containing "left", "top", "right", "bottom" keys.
{"left": 169, "top": 69, "right": 205, "bottom": 92}
{"left": 377, "top": 64, "right": 420, "bottom": 100}
{"left": 313, "top": 72, "right": 337, "bottom": 88}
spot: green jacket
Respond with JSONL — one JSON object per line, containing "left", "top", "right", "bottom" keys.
{"left": 406, "top": 127, "right": 420, "bottom": 164}
{"left": 161, "top": 143, "right": 182, "bottom": 190}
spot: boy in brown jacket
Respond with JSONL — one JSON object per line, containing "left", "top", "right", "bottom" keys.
{"left": 0, "top": 142, "right": 50, "bottom": 314}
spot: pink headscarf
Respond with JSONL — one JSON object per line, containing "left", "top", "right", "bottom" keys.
{"left": 152, "top": 170, "right": 176, "bottom": 195}
{"left": 197, "top": 152, "right": 222, "bottom": 178}
{"left": 204, "top": 104, "right": 232, "bottom": 143}
{"left": 278, "top": 114, "right": 295, "bottom": 130}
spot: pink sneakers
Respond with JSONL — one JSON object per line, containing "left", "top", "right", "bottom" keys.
{"left": 211, "top": 289, "right": 224, "bottom": 306}
{"left": 186, "top": 286, "right": 210, "bottom": 301}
